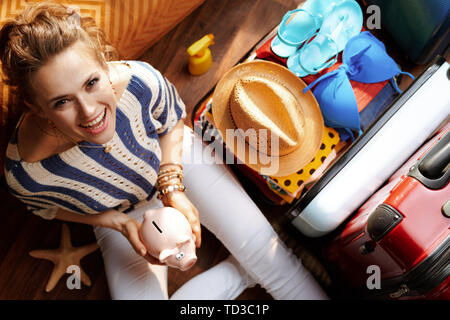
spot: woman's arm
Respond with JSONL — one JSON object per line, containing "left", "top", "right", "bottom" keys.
{"left": 158, "top": 118, "right": 202, "bottom": 247}
{"left": 54, "top": 206, "right": 128, "bottom": 231}
{"left": 159, "top": 118, "right": 185, "bottom": 170}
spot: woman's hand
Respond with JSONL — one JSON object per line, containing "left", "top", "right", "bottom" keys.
{"left": 161, "top": 191, "right": 201, "bottom": 248}
{"left": 95, "top": 209, "right": 165, "bottom": 265}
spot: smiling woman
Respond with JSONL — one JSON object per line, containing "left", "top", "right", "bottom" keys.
{"left": 22, "top": 40, "right": 119, "bottom": 154}
{"left": 0, "top": 2, "right": 328, "bottom": 300}
{"left": 0, "top": 3, "right": 119, "bottom": 161}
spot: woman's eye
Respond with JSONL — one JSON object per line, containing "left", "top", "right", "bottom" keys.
{"left": 87, "top": 78, "right": 99, "bottom": 88}
{"left": 54, "top": 99, "right": 68, "bottom": 108}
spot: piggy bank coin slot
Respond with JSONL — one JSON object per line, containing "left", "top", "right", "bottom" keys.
{"left": 152, "top": 221, "right": 163, "bottom": 233}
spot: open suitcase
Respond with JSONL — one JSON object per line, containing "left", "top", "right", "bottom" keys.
{"left": 288, "top": 57, "right": 450, "bottom": 237}
{"left": 323, "top": 122, "right": 450, "bottom": 300}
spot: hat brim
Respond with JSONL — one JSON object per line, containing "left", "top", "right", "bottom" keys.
{"left": 212, "top": 60, "right": 324, "bottom": 177}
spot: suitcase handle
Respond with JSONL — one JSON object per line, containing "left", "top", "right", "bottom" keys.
{"left": 408, "top": 130, "right": 450, "bottom": 189}
{"left": 419, "top": 131, "right": 450, "bottom": 179}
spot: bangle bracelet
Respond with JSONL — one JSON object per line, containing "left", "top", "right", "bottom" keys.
{"left": 158, "top": 168, "right": 183, "bottom": 177}
{"left": 157, "top": 172, "right": 184, "bottom": 182}
{"left": 159, "top": 162, "right": 183, "bottom": 171}
{"left": 157, "top": 174, "right": 183, "bottom": 187}
{"left": 157, "top": 183, "right": 186, "bottom": 199}
{"left": 157, "top": 177, "right": 183, "bottom": 189}
{"left": 156, "top": 176, "right": 183, "bottom": 188}
{"left": 157, "top": 178, "right": 183, "bottom": 188}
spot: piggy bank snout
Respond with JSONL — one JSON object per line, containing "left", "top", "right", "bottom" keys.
{"left": 164, "top": 251, "right": 197, "bottom": 271}
{"left": 175, "top": 248, "right": 197, "bottom": 271}
{"left": 179, "top": 256, "right": 197, "bottom": 271}
{"left": 166, "top": 240, "right": 197, "bottom": 271}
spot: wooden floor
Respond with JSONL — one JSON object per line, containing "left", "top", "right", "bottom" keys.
{"left": 0, "top": 0, "right": 443, "bottom": 300}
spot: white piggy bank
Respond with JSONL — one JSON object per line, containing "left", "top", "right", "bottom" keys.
{"left": 139, "top": 207, "right": 197, "bottom": 271}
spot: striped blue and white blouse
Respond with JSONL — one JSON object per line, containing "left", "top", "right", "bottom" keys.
{"left": 3, "top": 61, "right": 186, "bottom": 220}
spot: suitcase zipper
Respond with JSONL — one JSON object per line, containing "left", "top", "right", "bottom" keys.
{"left": 381, "top": 235, "right": 450, "bottom": 298}
{"left": 404, "top": 236, "right": 450, "bottom": 295}
{"left": 358, "top": 235, "right": 450, "bottom": 299}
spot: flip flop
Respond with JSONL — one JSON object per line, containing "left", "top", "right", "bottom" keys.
{"left": 287, "top": 0, "right": 363, "bottom": 77}
{"left": 271, "top": 0, "right": 345, "bottom": 58}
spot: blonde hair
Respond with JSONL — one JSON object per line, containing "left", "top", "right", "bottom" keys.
{"left": 0, "top": 2, "right": 118, "bottom": 106}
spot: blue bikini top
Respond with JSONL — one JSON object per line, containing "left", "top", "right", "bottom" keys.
{"left": 303, "top": 31, "right": 414, "bottom": 141}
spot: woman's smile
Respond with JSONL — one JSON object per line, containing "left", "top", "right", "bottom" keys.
{"left": 79, "top": 107, "right": 108, "bottom": 134}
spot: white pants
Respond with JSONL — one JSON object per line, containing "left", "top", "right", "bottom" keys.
{"left": 93, "top": 126, "right": 328, "bottom": 300}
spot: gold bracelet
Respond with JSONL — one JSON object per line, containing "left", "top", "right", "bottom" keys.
{"left": 158, "top": 182, "right": 182, "bottom": 191}
{"left": 157, "top": 172, "right": 184, "bottom": 183}
{"left": 159, "top": 162, "right": 183, "bottom": 171}
{"left": 157, "top": 177, "right": 183, "bottom": 189}
{"left": 157, "top": 175, "right": 183, "bottom": 188}
{"left": 158, "top": 168, "right": 183, "bottom": 177}
{"left": 157, "top": 183, "right": 186, "bottom": 199}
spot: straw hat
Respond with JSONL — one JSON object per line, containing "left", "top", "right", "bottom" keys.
{"left": 212, "top": 60, "right": 324, "bottom": 176}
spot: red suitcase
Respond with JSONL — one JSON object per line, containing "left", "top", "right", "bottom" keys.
{"left": 324, "top": 122, "right": 450, "bottom": 300}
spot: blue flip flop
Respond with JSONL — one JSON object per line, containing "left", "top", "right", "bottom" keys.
{"left": 271, "top": 0, "right": 345, "bottom": 58}
{"left": 287, "top": 0, "right": 363, "bottom": 77}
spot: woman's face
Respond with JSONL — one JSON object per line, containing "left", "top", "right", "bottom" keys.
{"left": 31, "top": 40, "right": 117, "bottom": 145}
